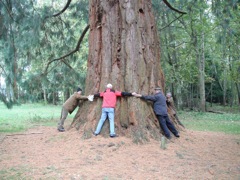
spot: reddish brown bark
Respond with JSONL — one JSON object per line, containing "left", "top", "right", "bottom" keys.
{"left": 72, "top": 0, "right": 180, "bottom": 142}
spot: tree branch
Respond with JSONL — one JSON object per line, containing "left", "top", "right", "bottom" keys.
{"left": 6, "top": 132, "right": 43, "bottom": 136}
{"left": 162, "top": 0, "right": 187, "bottom": 14}
{"left": 0, "top": 92, "right": 14, "bottom": 109}
{"left": 0, "top": 64, "right": 7, "bottom": 76}
{"left": 43, "top": 24, "right": 90, "bottom": 75}
{"left": 53, "top": 0, "right": 72, "bottom": 17}
{"left": 0, "top": 0, "right": 14, "bottom": 20}
{"left": 160, "top": 14, "right": 184, "bottom": 31}
{"left": 62, "top": 59, "right": 74, "bottom": 70}
{"left": 45, "top": 0, "right": 72, "bottom": 19}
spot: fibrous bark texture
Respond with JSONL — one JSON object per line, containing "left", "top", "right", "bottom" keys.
{"left": 72, "top": 0, "right": 178, "bottom": 143}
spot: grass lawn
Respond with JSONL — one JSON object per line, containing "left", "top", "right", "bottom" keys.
{"left": 0, "top": 103, "right": 77, "bottom": 133}
{"left": 0, "top": 102, "right": 239, "bottom": 134}
{"left": 179, "top": 110, "right": 240, "bottom": 134}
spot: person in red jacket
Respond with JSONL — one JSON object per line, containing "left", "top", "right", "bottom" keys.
{"left": 93, "top": 83, "right": 134, "bottom": 137}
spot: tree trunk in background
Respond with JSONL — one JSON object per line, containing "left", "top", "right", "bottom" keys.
{"left": 198, "top": 32, "right": 206, "bottom": 112}
{"left": 236, "top": 83, "right": 240, "bottom": 106}
{"left": 223, "top": 70, "right": 227, "bottom": 106}
{"left": 7, "top": 1, "right": 18, "bottom": 102}
{"left": 164, "top": 12, "right": 179, "bottom": 108}
{"left": 43, "top": 88, "right": 47, "bottom": 104}
{"left": 13, "top": 43, "right": 18, "bottom": 100}
{"left": 210, "top": 80, "right": 213, "bottom": 107}
{"left": 52, "top": 92, "right": 58, "bottom": 105}
{"left": 64, "top": 89, "right": 70, "bottom": 102}
{"left": 72, "top": 0, "right": 181, "bottom": 142}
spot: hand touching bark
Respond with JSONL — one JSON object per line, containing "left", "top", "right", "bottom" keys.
{"left": 132, "top": 92, "right": 142, "bottom": 97}
{"left": 87, "top": 95, "right": 94, "bottom": 101}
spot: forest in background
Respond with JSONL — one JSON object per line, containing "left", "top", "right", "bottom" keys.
{"left": 0, "top": 0, "right": 239, "bottom": 111}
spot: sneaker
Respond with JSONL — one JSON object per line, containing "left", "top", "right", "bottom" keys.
{"left": 166, "top": 136, "right": 172, "bottom": 140}
{"left": 110, "top": 134, "right": 117, "bottom": 138}
{"left": 57, "top": 126, "right": 65, "bottom": 132}
{"left": 93, "top": 132, "right": 98, "bottom": 136}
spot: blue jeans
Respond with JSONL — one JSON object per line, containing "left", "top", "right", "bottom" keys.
{"left": 95, "top": 108, "right": 115, "bottom": 136}
{"left": 157, "top": 115, "right": 179, "bottom": 138}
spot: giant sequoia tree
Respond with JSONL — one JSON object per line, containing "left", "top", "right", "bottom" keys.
{"left": 70, "top": 0, "right": 183, "bottom": 142}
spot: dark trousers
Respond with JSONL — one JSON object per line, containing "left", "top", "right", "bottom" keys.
{"left": 157, "top": 115, "right": 179, "bottom": 138}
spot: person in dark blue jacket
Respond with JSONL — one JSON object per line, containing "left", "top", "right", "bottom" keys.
{"left": 134, "top": 87, "right": 180, "bottom": 139}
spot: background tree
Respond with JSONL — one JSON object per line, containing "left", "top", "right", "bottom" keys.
{"left": 157, "top": 0, "right": 239, "bottom": 110}
{"left": 0, "top": 0, "right": 89, "bottom": 106}
{"left": 0, "top": 0, "right": 239, "bottom": 111}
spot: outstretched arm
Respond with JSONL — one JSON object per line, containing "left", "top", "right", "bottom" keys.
{"left": 93, "top": 93, "right": 101, "bottom": 98}
{"left": 79, "top": 95, "right": 88, "bottom": 100}
{"left": 141, "top": 95, "right": 157, "bottom": 102}
{"left": 133, "top": 93, "right": 156, "bottom": 102}
{"left": 121, "top": 92, "right": 134, "bottom": 96}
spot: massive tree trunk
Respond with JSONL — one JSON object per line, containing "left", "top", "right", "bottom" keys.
{"left": 72, "top": 0, "right": 181, "bottom": 142}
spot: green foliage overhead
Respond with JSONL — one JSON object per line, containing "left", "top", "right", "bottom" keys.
{"left": 0, "top": 0, "right": 239, "bottom": 109}
{"left": 153, "top": 0, "right": 240, "bottom": 108}
{"left": 0, "top": 0, "right": 89, "bottom": 107}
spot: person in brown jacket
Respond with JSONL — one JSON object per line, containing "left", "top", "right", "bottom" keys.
{"left": 166, "top": 92, "right": 184, "bottom": 128}
{"left": 57, "top": 87, "right": 89, "bottom": 132}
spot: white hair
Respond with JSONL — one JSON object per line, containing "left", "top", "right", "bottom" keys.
{"left": 166, "top": 92, "right": 172, "bottom": 97}
{"left": 106, "top": 83, "right": 113, "bottom": 89}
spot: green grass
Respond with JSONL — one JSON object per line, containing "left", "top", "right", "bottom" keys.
{"left": 206, "top": 103, "right": 240, "bottom": 114}
{"left": 0, "top": 102, "right": 239, "bottom": 134}
{"left": 179, "top": 111, "right": 240, "bottom": 134}
{"left": 0, "top": 103, "right": 77, "bottom": 133}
